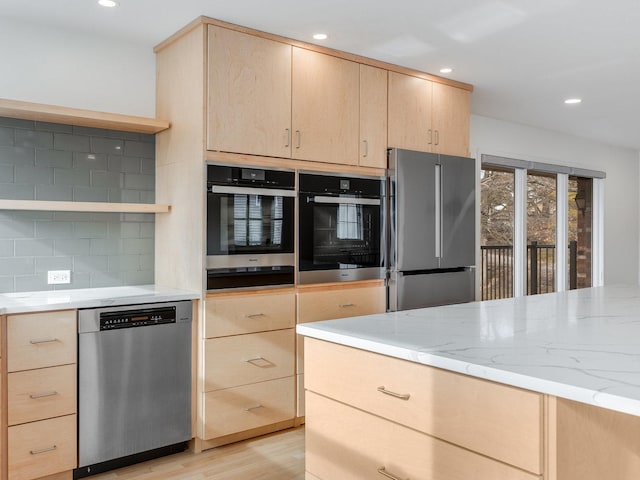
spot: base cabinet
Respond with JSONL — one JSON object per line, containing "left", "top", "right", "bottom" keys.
{"left": 296, "top": 281, "right": 386, "bottom": 417}
{"left": 304, "top": 338, "right": 544, "bottom": 480}
{"left": 8, "top": 415, "right": 76, "bottom": 480}
{"left": 3, "top": 310, "right": 77, "bottom": 480}
{"left": 201, "top": 290, "right": 296, "bottom": 444}
{"left": 306, "top": 392, "right": 538, "bottom": 480}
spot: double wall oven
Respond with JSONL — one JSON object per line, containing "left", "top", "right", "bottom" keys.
{"left": 206, "top": 165, "right": 385, "bottom": 290}
{"left": 206, "top": 164, "right": 296, "bottom": 290}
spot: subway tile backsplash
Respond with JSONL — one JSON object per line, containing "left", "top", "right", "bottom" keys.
{"left": 0, "top": 117, "right": 156, "bottom": 293}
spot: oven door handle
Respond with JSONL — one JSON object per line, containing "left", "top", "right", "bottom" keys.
{"left": 310, "top": 195, "right": 381, "bottom": 206}
{"left": 209, "top": 185, "right": 296, "bottom": 197}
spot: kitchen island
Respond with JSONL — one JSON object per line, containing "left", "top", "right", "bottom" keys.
{"left": 297, "top": 285, "right": 640, "bottom": 480}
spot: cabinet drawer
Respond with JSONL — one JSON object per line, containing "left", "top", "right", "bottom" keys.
{"left": 8, "top": 414, "right": 77, "bottom": 480}
{"left": 306, "top": 392, "right": 539, "bottom": 480}
{"left": 297, "top": 284, "right": 385, "bottom": 323}
{"left": 204, "top": 329, "right": 294, "bottom": 391}
{"left": 8, "top": 310, "right": 76, "bottom": 372}
{"left": 8, "top": 364, "right": 77, "bottom": 426}
{"left": 203, "top": 377, "right": 295, "bottom": 439}
{"left": 205, "top": 291, "right": 295, "bottom": 338}
{"left": 305, "top": 338, "right": 543, "bottom": 474}
{"left": 297, "top": 284, "right": 385, "bottom": 374}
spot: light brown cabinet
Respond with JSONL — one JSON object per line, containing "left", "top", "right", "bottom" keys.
{"left": 207, "top": 26, "right": 292, "bottom": 158}
{"left": 207, "top": 24, "right": 362, "bottom": 166}
{"left": 296, "top": 281, "right": 386, "bottom": 417}
{"left": 304, "top": 338, "right": 544, "bottom": 480}
{"left": 4, "top": 310, "right": 77, "bottom": 480}
{"left": 291, "top": 47, "right": 359, "bottom": 164}
{"left": 306, "top": 392, "right": 538, "bottom": 480}
{"left": 388, "top": 71, "right": 470, "bottom": 157}
{"left": 200, "top": 290, "right": 296, "bottom": 445}
{"left": 359, "top": 64, "right": 388, "bottom": 169}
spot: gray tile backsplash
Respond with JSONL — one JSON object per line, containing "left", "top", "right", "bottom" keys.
{"left": 0, "top": 118, "right": 156, "bottom": 293}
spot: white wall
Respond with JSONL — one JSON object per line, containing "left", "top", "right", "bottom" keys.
{"left": 471, "top": 114, "right": 640, "bottom": 286}
{"left": 0, "top": 19, "right": 156, "bottom": 117}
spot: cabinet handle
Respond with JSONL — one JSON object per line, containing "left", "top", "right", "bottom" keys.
{"left": 30, "top": 391, "right": 58, "bottom": 399}
{"left": 30, "top": 445, "right": 57, "bottom": 455}
{"left": 285, "top": 128, "right": 291, "bottom": 147}
{"left": 245, "top": 356, "right": 273, "bottom": 367}
{"left": 295, "top": 130, "right": 301, "bottom": 149}
{"left": 363, "top": 139, "right": 368, "bottom": 158}
{"left": 435, "top": 130, "right": 440, "bottom": 145}
{"left": 377, "top": 467, "right": 408, "bottom": 480}
{"left": 339, "top": 303, "right": 354, "bottom": 308}
{"left": 245, "top": 313, "right": 266, "bottom": 318}
{"left": 243, "top": 404, "right": 264, "bottom": 412}
{"left": 377, "top": 386, "right": 411, "bottom": 400}
{"left": 428, "top": 129, "right": 433, "bottom": 145}
{"left": 29, "top": 338, "right": 58, "bottom": 345}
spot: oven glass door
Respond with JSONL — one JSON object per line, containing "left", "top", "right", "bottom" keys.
{"left": 299, "top": 195, "right": 381, "bottom": 272}
{"left": 207, "top": 191, "right": 294, "bottom": 256}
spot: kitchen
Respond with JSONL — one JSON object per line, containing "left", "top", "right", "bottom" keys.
{"left": 1, "top": 1, "right": 640, "bottom": 480}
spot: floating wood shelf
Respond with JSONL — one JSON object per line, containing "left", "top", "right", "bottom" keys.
{"left": 0, "top": 98, "right": 170, "bottom": 134}
{"left": 0, "top": 199, "right": 170, "bottom": 214}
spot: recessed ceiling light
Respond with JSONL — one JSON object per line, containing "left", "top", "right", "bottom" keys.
{"left": 564, "top": 98, "right": 582, "bottom": 105}
{"left": 98, "top": 0, "right": 119, "bottom": 7}
{"left": 313, "top": 33, "right": 328, "bottom": 40}
{"left": 440, "top": 67, "right": 454, "bottom": 74}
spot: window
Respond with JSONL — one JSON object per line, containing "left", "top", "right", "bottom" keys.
{"left": 481, "top": 155, "right": 603, "bottom": 298}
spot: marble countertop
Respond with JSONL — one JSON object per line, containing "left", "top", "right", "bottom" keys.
{"left": 297, "top": 285, "right": 640, "bottom": 417}
{"left": 0, "top": 285, "right": 200, "bottom": 314}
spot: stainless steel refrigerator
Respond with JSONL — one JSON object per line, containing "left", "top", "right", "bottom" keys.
{"left": 388, "top": 148, "right": 476, "bottom": 311}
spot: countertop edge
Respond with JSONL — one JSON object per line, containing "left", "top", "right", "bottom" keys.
{"left": 296, "top": 323, "right": 640, "bottom": 418}
{"left": 0, "top": 285, "right": 201, "bottom": 315}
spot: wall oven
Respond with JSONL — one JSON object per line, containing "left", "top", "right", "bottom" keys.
{"left": 207, "top": 164, "right": 296, "bottom": 290}
{"left": 298, "top": 172, "right": 385, "bottom": 284}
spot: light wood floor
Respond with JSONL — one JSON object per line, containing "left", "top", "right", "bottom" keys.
{"left": 90, "top": 427, "right": 305, "bottom": 480}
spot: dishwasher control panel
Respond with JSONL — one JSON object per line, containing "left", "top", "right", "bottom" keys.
{"left": 100, "top": 306, "right": 177, "bottom": 330}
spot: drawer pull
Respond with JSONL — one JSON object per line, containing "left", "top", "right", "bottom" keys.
{"left": 245, "top": 313, "right": 266, "bottom": 318}
{"left": 377, "top": 386, "right": 411, "bottom": 401}
{"left": 243, "top": 404, "right": 264, "bottom": 412}
{"left": 339, "top": 303, "right": 355, "bottom": 308}
{"left": 29, "top": 338, "right": 58, "bottom": 345}
{"left": 378, "top": 467, "right": 408, "bottom": 480}
{"left": 30, "top": 445, "right": 57, "bottom": 455}
{"left": 30, "top": 391, "right": 59, "bottom": 399}
{"left": 245, "top": 357, "right": 274, "bottom": 367}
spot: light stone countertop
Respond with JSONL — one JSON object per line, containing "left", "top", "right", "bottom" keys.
{"left": 297, "top": 285, "right": 640, "bottom": 417}
{"left": 0, "top": 285, "right": 200, "bottom": 314}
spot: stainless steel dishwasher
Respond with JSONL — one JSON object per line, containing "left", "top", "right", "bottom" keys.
{"left": 75, "top": 300, "right": 192, "bottom": 478}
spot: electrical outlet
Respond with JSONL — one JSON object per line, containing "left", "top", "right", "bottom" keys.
{"left": 48, "top": 270, "right": 71, "bottom": 285}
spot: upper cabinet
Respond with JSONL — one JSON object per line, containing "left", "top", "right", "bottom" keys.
{"left": 207, "top": 26, "right": 361, "bottom": 166}
{"left": 159, "top": 17, "right": 472, "bottom": 174}
{"left": 388, "top": 71, "right": 470, "bottom": 157}
{"left": 291, "top": 47, "right": 359, "bottom": 165}
{"left": 207, "top": 26, "right": 292, "bottom": 158}
{"left": 359, "top": 65, "right": 388, "bottom": 169}
{"left": 431, "top": 82, "right": 471, "bottom": 158}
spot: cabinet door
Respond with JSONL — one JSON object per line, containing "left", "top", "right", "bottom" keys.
{"left": 207, "top": 25, "right": 292, "bottom": 157}
{"left": 432, "top": 82, "right": 471, "bottom": 156}
{"left": 388, "top": 71, "right": 432, "bottom": 152}
{"left": 359, "top": 65, "right": 387, "bottom": 168}
{"left": 292, "top": 47, "right": 359, "bottom": 164}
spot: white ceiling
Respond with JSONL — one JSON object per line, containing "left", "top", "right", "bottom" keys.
{"left": 3, "top": 0, "right": 640, "bottom": 150}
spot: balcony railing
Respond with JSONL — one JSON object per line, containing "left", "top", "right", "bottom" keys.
{"left": 481, "top": 241, "right": 578, "bottom": 300}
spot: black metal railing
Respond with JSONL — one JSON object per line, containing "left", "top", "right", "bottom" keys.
{"left": 481, "top": 241, "right": 578, "bottom": 300}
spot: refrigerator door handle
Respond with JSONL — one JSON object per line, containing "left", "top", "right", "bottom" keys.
{"left": 434, "top": 163, "right": 442, "bottom": 259}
